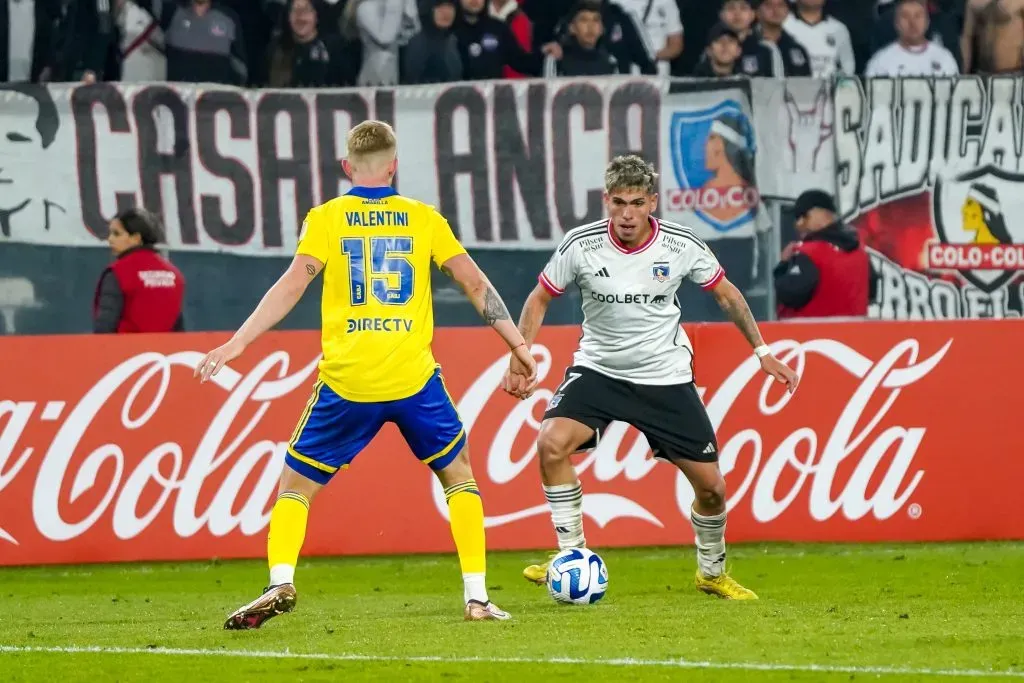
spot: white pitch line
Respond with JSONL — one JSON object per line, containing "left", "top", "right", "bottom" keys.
{"left": 0, "top": 645, "right": 1021, "bottom": 678}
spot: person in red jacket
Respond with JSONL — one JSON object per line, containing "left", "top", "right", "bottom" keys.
{"left": 490, "top": 0, "right": 533, "bottom": 78}
{"left": 774, "top": 189, "right": 875, "bottom": 319}
{"left": 93, "top": 208, "right": 186, "bottom": 333}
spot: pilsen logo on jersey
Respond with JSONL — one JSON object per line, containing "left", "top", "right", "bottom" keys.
{"left": 834, "top": 76, "right": 1024, "bottom": 318}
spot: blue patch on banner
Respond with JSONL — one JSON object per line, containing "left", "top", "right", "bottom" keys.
{"left": 668, "top": 100, "right": 759, "bottom": 234}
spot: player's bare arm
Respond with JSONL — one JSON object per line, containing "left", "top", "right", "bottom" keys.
{"left": 441, "top": 253, "right": 538, "bottom": 393}
{"left": 195, "top": 254, "right": 324, "bottom": 382}
{"left": 709, "top": 276, "right": 800, "bottom": 393}
{"left": 503, "top": 282, "right": 554, "bottom": 399}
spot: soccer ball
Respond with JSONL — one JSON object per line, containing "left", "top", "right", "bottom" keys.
{"left": 546, "top": 548, "right": 608, "bottom": 605}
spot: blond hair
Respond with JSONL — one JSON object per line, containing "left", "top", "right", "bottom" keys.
{"left": 604, "top": 154, "right": 659, "bottom": 195}
{"left": 346, "top": 120, "right": 397, "bottom": 174}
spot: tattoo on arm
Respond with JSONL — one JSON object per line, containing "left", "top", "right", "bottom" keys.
{"left": 482, "top": 286, "right": 512, "bottom": 326}
{"left": 305, "top": 264, "right": 316, "bottom": 278}
{"left": 718, "top": 291, "right": 762, "bottom": 348}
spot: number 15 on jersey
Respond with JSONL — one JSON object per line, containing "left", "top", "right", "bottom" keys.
{"left": 341, "top": 236, "right": 416, "bottom": 306}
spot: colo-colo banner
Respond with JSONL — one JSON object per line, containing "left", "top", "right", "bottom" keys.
{"left": 835, "top": 76, "right": 1024, "bottom": 318}
{"left": 2, "top": 321, "right": 1023, "bottom": 566}
{"left": 0, "top": 78, "right": 762, "bottom": 254}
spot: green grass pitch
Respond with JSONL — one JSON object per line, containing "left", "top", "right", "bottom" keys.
{"left": 2, "top": 543, "right": 1023, "bottom": 682}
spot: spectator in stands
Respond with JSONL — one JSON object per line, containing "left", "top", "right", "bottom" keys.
{"left": 754, "top": 0, "right": 811, "bottom": 77}
{"left": 961, "top": 0, "right": 1024, "bottom": 73}
{"left": 865, "top": 0, "right": 959, "bottom": 77}
{"left": 783, "top": 0, "right": 856, "bottom": 77}
{"left": 0, "top": 0, "right": 60, "bottom": 82}
{"left": 58, "top": 0, "right": 117, "bottom": 82}
{"left": 826, "top": 0, "right": 875, "bottom": 73}
{"left": 268, "top": 0, "right": 351, "bottom": 87}
{"left": 774, "top": 190, "right": 872, "bottom": 320}
{"left": 692, "top": 22, "right": 742, "bottom": 77}
{"left": 544, "top": 0, "right": 619, "bottom": 77}
{"left": 342, "top": 0, "right": 419, "bottom": 86}
{"left": 719, "top": 0, "right": 774, "bottom": 77}
{"left": 402, "top": 0, "right": 462, "bottom": 83}
{"left": 549, "top": 0, "right": 657, "bottom": 74}
{"left": 453, "top": 0, "right": 542, "bottom": 80}
{"left": 94, "top": 208, "right": 186, "bottom": 334}
{"left": 614, "top": 0, "right": 683, "bottom": 76}
{"left": 490, "top": 0, "right": 533, "bottom": 78}
{"left": 873, "top": 0, "right": 961, "bottom": 69}
{"left": 136, "top": 0, "right": 249, "bottom": 85}
{"left": 117, "top": 0, "right": 167, "bottom": 82}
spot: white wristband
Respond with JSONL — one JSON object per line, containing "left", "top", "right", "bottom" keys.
{"left": 754, "top": 345, "right": 771, "bottom": 359}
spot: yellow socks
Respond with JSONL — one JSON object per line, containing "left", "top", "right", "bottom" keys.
{"left": 267, "top": 491, "right": 309, "bottom": 586}
{"left": 445, "top": 479, "right": 488, "bottom": 603}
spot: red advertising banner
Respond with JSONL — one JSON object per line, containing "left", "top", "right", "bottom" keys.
{"left": 1, "top": 321, "right": 1023, "bottom": 567}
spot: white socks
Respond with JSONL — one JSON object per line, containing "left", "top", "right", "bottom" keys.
{"left": 463, "top": 572, "right": 488, "bottom": 604}
{"left": 269, "top": 563, "right": 295, "bottom": 587}
{"left": 544, "top": 482, "right": 586, "bottom": 549}
{"left": 690, "top": 508, "right": 727, "bottom": 578}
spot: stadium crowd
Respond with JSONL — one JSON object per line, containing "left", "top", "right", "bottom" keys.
{"left": 0, "top": 0, "right": 1005, "bottom": 89}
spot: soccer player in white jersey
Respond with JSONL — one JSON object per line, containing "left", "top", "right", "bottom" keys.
{"left": 506, "top": 155, "right": 799, "bottom": 600}
{"left": 865, "top": 0, "right": 959, "bottom": 78}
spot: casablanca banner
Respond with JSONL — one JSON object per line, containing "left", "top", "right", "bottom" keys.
{"left": 834, "top": 75, "right": 1024, "bottom": 318}
{"left": 0, "top": 78, "right": 773, "bottom": 254}
{"left": 1, "top": 320, "right": 1022, "bottom": 567}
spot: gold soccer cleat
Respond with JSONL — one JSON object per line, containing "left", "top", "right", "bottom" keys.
{"left": 223, "top": 583, "right": 297, "bottom": 630}
{"left": 695, "top": 570, "right": 759, "bottom": 600}
{"left": 523, "top": 554, "right": 556, "bottom": 586}
{"left": 464, "top": 600, "right": 512, "bottom": 621}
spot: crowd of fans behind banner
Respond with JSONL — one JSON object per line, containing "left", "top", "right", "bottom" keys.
{"left": 1, "top": 0, "right": 1008, "bottom": 90}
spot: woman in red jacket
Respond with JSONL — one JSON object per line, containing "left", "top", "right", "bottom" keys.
{"left": 93, "top": 208, "right": 186, "bottom": 333}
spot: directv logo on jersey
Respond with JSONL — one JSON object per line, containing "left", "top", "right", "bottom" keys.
{"left": 652, "top": 263, "right": 670, "bottom": 281}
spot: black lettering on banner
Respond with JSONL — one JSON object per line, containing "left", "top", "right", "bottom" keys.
{"left": 315, "top": 93, "right": 368, "bottom": 205}
{"left": 195, "top": 91, "right": 255, "bottom": 246}
{"left": 552, "top": 83, "right": 603, "bottom": 230}
{"left": 375, "top": 89, "right": 397, "bottom": 189}
{"left": 73, "top": 84, "right": 134, "bottom": 239}
{"left": 435, "top": 86, "right": 490, "bottom": 241}
{"left": 607, "top": 82, "right": 660, "bottom": 163}
{"left": 493, "top": 83, "right": 549, "bottom": 241}
{"left": 133, "top": 86, "right": 197, "bottom": 243}
{"left": 257, "top": 93, "right": 315, "bottom": 247}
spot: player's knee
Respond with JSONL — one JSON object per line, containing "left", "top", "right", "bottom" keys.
{"left": 537, "top": 424, "right": 575, "bottom": 465}
{"left": 695, "top": 478, "right": 726, "bottom": 511}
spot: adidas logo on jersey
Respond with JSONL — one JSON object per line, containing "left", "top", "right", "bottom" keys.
{"left": 594, "top": 267, "right": 610, "bottom": 277}
{"left": 703, "top": 442, "right": 716, "bottom": 455}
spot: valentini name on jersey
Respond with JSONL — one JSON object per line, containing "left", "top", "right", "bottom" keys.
{"left": 538, "top": 217, "right": 724, "bottom": 385}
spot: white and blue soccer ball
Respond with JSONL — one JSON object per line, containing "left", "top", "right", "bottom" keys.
{"left": 546, "top": 548, "right": 608, "bottom": 605}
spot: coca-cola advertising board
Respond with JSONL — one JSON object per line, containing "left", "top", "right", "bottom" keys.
{"left": 1, "top": 321, "right": 1022, "bottom": 567}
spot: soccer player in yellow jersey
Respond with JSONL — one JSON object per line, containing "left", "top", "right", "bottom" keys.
{"left": 195, "top": 120, "right": 538, "bottom": 628}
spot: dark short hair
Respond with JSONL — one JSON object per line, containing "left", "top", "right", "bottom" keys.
{"left": 115, "top": 208, "right": 166, "bottom": 246}
{"left": 571, "top": 0, "right": 603, "bottom": 19}
{"left": 0, "top": 83, "right": 59, "bottom": 149}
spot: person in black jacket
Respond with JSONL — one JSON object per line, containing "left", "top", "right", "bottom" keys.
{"left": 719, "top": 0, "right": 774, "bottom": 76}
{"left": 454, "top": 0, "right": 543, "bottom": 80}
{"left": 136, "top": 0, "right": 249, "bottom": 85}
{"left": 551, "top": 0, "right": 655, "bottom": 74}
{"left": 267, "top": 0, "right": 353, "bottom": 87}
{"left": 754, "top": 0, "right": 812, "bottom": 77}
{"left": 692, "top": 22, "right": 743, "bottom": 77}
{"left": 544, "top": 0, "right": 619, "bottom": 77}
{"left": 403, "top": 0, "right": 463, "bottom": 84}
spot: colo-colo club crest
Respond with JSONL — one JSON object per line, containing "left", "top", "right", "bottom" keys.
{"left": 835, "top": 76, "right": 1024, "bottom": 317}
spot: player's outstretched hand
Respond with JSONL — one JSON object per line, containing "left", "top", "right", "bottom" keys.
{"left": 504, "top": 345, "right": 538, "bottom": 400}
{"left": 760, "top": 354, "right": 799, "bottom": 394}
{"left": 195, "top": 338, "right": 246, "bottom": 383}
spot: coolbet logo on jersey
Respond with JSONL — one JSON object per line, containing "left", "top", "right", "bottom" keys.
{"left": 667, "top": 100, "right": 759, "bottom": 233}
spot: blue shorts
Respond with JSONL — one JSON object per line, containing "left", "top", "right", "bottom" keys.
{"left": 285, "top": 369, "right": 466, "bottom": 485}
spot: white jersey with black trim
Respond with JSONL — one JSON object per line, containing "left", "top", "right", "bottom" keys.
{"left": 539, "top": 217, "right": 724, "bottom": 385}
{"left": 782, "top": 13, "right": 855, "bottom": 77}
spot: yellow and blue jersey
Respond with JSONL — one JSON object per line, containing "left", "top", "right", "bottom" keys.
{"left": 295, "top": 185, "right": 466, "bottom": 402}
{"left": 287, "top": 186, "right": 468, "bottom": 483}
